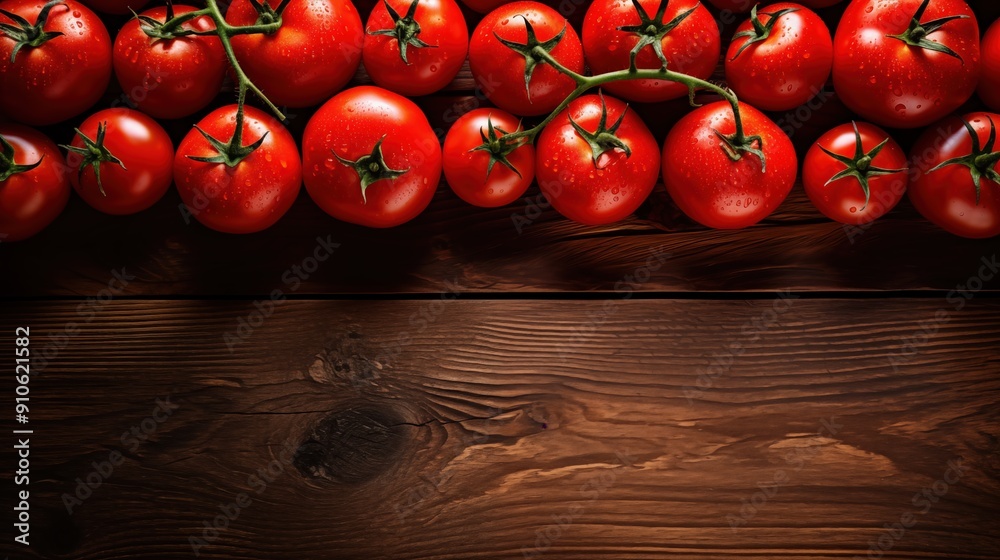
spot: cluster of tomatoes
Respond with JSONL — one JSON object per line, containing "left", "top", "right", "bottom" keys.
{"left": 1, "top": 0, "right": 999, "bottom": 243}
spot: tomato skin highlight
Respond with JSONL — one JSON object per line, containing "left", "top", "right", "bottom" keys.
{"left": 113, "top": 6, "right": 226, "bottom": 120}
{"left": 0, "top": 0, "right": 112, "bottom": 126}
{"left": 832, "top": 0, "right": 980, "bottom": 129}
{"left": 661, "top": 101, "right": 797, "bottom": 230}
{"left": 227, "top": 0, "right": 364, "bottom": 108}
{"left": 725, "top": 2, "right": 832, "bottom": 112}
{"left": 66, "top": 108, "right": 174, "bottom": 216}
{"left": 979, "top": 18, "right": 1000, "bottom": 112}
{"left": 908, "top": 112, "right": 1000, "bottom": 239}
{"left": 303, "top": 86, "right": 442, "bottom": 228}
{"left": 363, "top": 0, "right": 469, "bottom": 97}
{"left": 174, "top": 105, "right": 302, "bottom": 234}
{"left": 803, "top": 122, "right": 908, "bottom": 225}
{"left": 469, "top": 1, "right": 585, "bottom": 116}
{"left": 582, "top": 0, "right": 720, "bottom": 103}
{"left": 443, "top": 109, "right": 534, "bottom": 208}
{"left": 535, "top": 94, "right": 659, "bottom": 225}
{"left": 0, "top": 124, "right": 70, "bottom": 241}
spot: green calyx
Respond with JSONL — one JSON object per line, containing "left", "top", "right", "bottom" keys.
{"left": 887, "top": 0, "right": 968, "bottom": 61}
{"left": 136, "top": 2, "right": 205, "bottom": 41}
{"left": 569, "top": 92, "right": 632, "bottom": 167}
{"left": 61, "top": 123, "right": 126, "bottom": 197}
{"left": 246, "top": 0, "right": 289, "bottom": 29}
{"left": 334, "top": 137, "right": 409, "bottom": 203}
{"left": 0, "top": 0, "right": 65, "bottom": 63}
{"left": 819, "top": 121, "right": 906, "bottom": 210}
{"left": 495, "top": 16, "right": 567, "bottom": 100}
{"left": 186, "top": 105, "right": 268, "bottom": 168}
{"left": 0, "top": 134, "right": 42, "bottom": 183}
{"left": 470, "top": 116, "right": 527, "bottom": 179}
{"left": 931, "top": 116, "right": 1000, "bottom": 205}
{"left": 368, "top": 0, "right": 434, "bottom": 65}
{"left": 729, "top": 3, "right": 799, "bottom": 61}
{"left": 616, "top": 0, "right": 698, "bottom": 71}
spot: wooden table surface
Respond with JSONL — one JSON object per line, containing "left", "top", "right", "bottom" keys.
{"left": 2, "top": 1, "right": 999, "bottom": 559}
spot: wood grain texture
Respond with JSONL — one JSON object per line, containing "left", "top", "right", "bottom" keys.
{"left": 2, "top": 299, "right": 998, "bottom": 559}
{"left": 2, "top": 5, "right": 999, "bottom": 297}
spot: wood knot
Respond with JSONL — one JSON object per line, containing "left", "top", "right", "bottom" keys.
{"left": 294, "top": 407, "right": 406, "bottom": 484}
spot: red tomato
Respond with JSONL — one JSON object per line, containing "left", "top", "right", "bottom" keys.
{"left": 725, "top": 3, "right": 832, "bottom": 112}
{"left": 908, "top": 112, "right": 1000, "bottom": 239}
{"left": 0, "top": 0, "right": 112, "bottom": 125}
{"left": 979, "top": 18, "right": 1000, "bottom": 111}
{"left": 303, "top": 86, "right": 442, "bottom": 228}
{"left": 227, "top": 0, "right": 364, "bottom": 108}
{"left": 582, "top": 0, "right": 720, "bottom": 103}
{"left": 662, "top": 101, "right": 797, "bottom": 229}
{"left": 469, "top": 1, "right": 584, "bottom": 116}
{"left": 65, "top": 108, "right": 173, "bottom": 216}
{"left": 443, "top": 108, "right": 535, "bottom": 208}
{"left": 78, "top": 0, "right": 148, "bottom": 15}
{"left": 174, "top": 106, "right": 302, "bottom": 234}
{"left": 536, "top": 94, "right": 659, "bottom": 225}
{"left": 0, "top": 124, "right": 70, "bottom": 241}
{"left": 833, "top": 0, "right": 981, "bottom": 129}
{"left": 363, "top": 0, "right": 468, "bottom": 96}
{"left": 803, "top": 122, "right": 908, "bottom": 225}
{"left": 113, "top": 5, "right": 226, "bottom": 119}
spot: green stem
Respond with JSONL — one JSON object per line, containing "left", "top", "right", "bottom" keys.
{"left": 507, "top": 46, "right": 743, "bottom": 145}
{"left": 151, "top": 0, "right": 285, "bottom": 119}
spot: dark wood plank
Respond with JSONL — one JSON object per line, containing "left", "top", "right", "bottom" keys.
{"left": 2, "top": 299, "right": 998, "bottom": 559}
{"left": 3, "top": 4, "right": 1000, "bottom": 297}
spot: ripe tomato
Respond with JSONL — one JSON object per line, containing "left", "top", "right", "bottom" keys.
{"left": 725, "top": 3, "right": 832, "bottom": 112}
{"left": 582, "top": 0, "right": 720, "bottom": 103}
{"left": 833, "top": 0, "right": 980, "bottom": 129}
{"left": 78, "top": 0, "right": 148, "bottom": 15}
{"left": 803, "top": 122, "right": 908, "bottom": 225}
{"left": 536, "top": 94, "right": 659, "bottom": 225}
{"left": 174, "top": 105, "right": 302, "bottom": 234}
{"left": 0, "top": 0, "right": 112, "bottom": 126}
{"left": 662, "top": 101, "right": 796, "bottom": 229}
{"left": 227, "top": 0, "right": 364, "bottom": 108}
{"left": 113, "top": 5, "right": 226, "bottom": 119}
{"left": 908, "top": 112, "right": 1000, "bottom": 239}
{"left": 64, "top": 108, "right": 173, "bottom": 216}
{"left": 303, "top": 86, "right": 441, "bottom": 228}
{"left": 363, "top": 0, "right": 468, "bottom": 96}
{"left": 0, "top": 124, "right": 69, "bottom": 241}
{"left": 443, "top": 108, "right": 534, "bottom": 208}
{"left": 469, "top": 1, "right": 584, "bottom": 116}
{"left": 979, "top": 18, "right": 1000, "bottom": 111}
